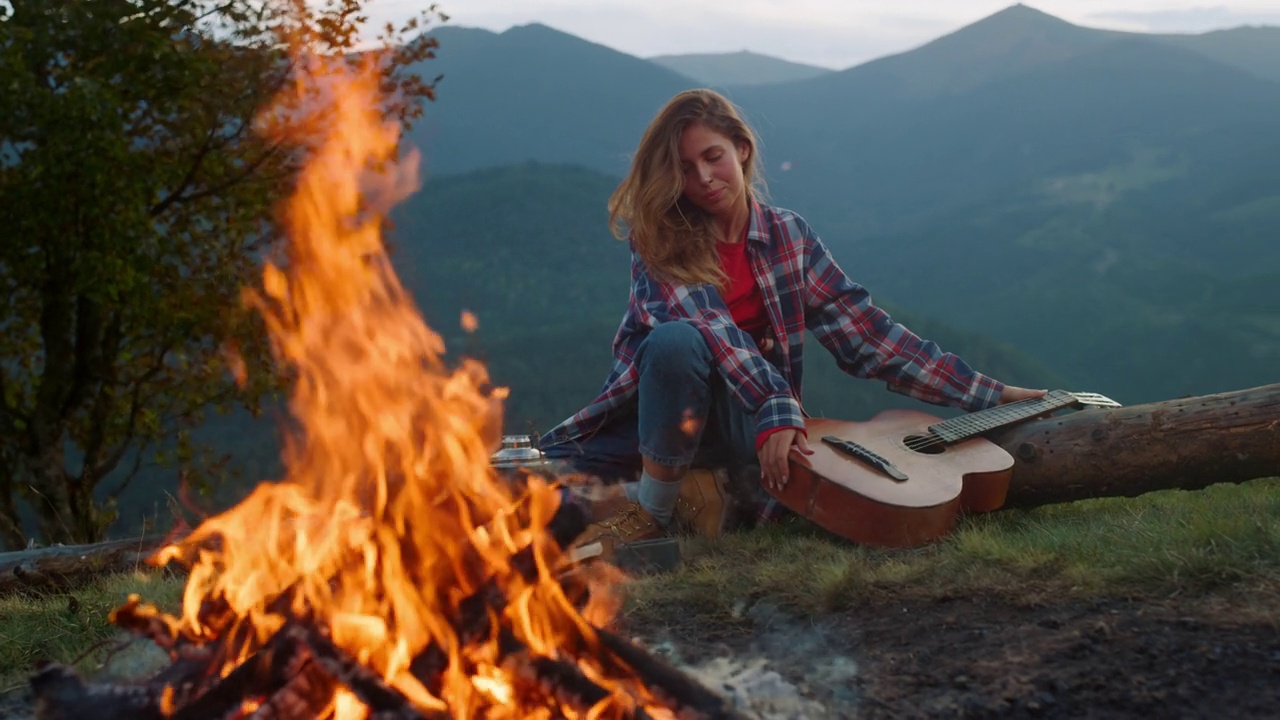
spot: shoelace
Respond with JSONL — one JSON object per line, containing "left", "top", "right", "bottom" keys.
{"left": 605, "top": 505, "right": 651, "bottom": 534}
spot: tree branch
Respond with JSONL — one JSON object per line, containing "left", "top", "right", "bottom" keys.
{"left": 89, "top": 366, "right": 162, "bottom": 494}
{"left": 101, "top": 438, "right": 157, "bottom": 514}
{"left": 191, "top": 1, "right": 236, "bottom": 26}
{"left": 79, "top": 313, "right": 133, "bottom": 483}
{"left": 103, "top": 437, "right": 152, "bottom": 506}
{"left": 164, "top": 137, "right": 290, "bottom": 217}
{"left": 148, "top": 122, "right": 222, "bottom": 219}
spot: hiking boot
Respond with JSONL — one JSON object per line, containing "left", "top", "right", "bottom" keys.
{"left": 568, "top": 501, "right": 667, "bottom": 565}
{"left": 674, "top": 468, "right": 730, "bottom": 539}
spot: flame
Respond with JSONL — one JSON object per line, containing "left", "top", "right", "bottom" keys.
{"left": 679, "top": 408, "right": 702, "bottom": 438}
{"left": 148, "top": 55, "right": 641, "bottom": 717}
{"left": 461, "top": 310, "right": 479, "bottom": 333}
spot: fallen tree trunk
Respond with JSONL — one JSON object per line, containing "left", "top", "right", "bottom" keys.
{"left": 987, "top": 383, "right": 1280, "bottom": 508}
{"left": 0, "top": 537, "right": 169, "bottom": 596}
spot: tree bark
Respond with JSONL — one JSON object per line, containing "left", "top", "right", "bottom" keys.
{"left": 0, "top": 537, "right": 169, "bottom": 596}
{"left": 986, "top": 383, "right": 1280, "bottom": 508}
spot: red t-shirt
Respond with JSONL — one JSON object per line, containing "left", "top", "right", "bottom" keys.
{"left": 716, "top": 239, "right": 770, "bottom": 343}
{"left": 716, "top": 238, "right": 803, "bottom": 450}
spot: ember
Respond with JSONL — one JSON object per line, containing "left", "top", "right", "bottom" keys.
{"left": 29, "top": 53, "right": 743, "bottom": 720}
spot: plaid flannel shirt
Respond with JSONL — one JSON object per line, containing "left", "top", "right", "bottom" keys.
{"left": 540, "top": 201, "right": 1005, "bottom": 518}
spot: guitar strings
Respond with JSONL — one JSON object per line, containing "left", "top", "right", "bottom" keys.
{"left": 900, "top": 391, "right": 1119, "bottom": 452}
{"left": 901, "top": 395, "right": 1063, "bottom": 452}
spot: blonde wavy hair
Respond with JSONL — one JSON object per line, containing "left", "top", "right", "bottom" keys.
{"left": 608, "top": 89, "right": 765, "bottom": 288}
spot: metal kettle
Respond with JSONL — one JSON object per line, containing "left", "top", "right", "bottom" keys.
{"left": 489, "top": 434, "right": 549, "bottom": 470}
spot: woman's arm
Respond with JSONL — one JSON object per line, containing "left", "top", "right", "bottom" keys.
{"left": 628, "top": 251, "right": 805, "bottom": 435}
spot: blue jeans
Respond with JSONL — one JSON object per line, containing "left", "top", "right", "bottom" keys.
{"left": 542, "top": 321, "right": 758, "bottom": 483}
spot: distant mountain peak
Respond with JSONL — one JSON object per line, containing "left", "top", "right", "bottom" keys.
{"left": 648, "top": 49, "right": 833, "bottom": 87}
{"left": 501, "top": 21, "right": 556, "bottom": 34}
{"left": 652, "top": 49, "right": 793, "bottom": 61}
{"left": 500, "top": 22, "right": 582, "bottom": 42}
{"left": 991, "top": 3, "right": 1072, "bottom": 23}
{"left": 832, "top": 2, "right": 1108, "bottom": 98}
{"left": 1005, "top": 3, "right": 1053, "bottom": 14}
{"left": 954, "top": 2, "right": 1084, "bottom": 37}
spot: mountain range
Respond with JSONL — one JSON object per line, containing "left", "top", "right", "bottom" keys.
{"left": 648, "top": 10, "right": 1280, "bottom": 88}
{"left": 648, "top": 50, "right": 833, "bottom": 86}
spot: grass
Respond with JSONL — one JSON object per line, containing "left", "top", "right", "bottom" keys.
{"left": 1036, "top": 146, "right": 1187, "bottom": 209}
{"left": 624, "top": 477, "right": 1280, "bottom": 625}
{"left": 1212, "top": 194, "right": 1280, "bottom": 224}
{"left": 2, "top": 477, "right": 1277, "bottom": 690}
{"left": 0, "top": 570, "right": 186, "bottom": 693}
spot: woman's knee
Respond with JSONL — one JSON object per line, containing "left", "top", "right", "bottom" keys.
{"left": 641, "top": 321, "right": 711, "bottom": 371}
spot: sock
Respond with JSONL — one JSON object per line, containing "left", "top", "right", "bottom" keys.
{"left": 636, "top": 469, "right": 682, "bottom": 527}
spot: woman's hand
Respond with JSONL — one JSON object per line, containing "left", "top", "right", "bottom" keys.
{"left": 999, "top": 385, "right": 1047, "bottom": 404}
{"left": 759, "top": 428, "right": 814, "bottom": 490}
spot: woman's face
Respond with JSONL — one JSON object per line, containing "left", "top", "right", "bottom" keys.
{"left": 678, "top": 122, "right": 749, "bottom": 220}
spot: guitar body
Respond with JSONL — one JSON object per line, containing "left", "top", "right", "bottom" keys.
{"left": 770, "top": 411, "right": 1016, "bottom": 548}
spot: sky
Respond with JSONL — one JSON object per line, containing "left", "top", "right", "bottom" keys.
{"left": 365, "top": 0, "right": 1280, "bottom": 69}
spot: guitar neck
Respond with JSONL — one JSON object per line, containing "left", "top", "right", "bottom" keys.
{"left": 928, "top": 390, "right": 1081, "bottom": 444}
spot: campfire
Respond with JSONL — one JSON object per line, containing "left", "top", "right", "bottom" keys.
{"left": 28, "top": 54, "right": 742, "bottom": 720}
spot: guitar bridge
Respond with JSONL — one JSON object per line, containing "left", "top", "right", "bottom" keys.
{"left": 821, "top": 436, "right": 909, "bottom": 482}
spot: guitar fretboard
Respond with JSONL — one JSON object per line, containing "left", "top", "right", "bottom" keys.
{"left": 928, "top": 390, "right": 1081, "bottom": 444}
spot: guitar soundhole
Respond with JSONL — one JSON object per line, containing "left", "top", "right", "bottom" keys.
{"left": 903, "top": 434, "right": 946, "bottom": 455}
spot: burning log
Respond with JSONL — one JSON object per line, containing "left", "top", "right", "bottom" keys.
{"left": 30, "top": 619, "right": 747, "bottom": 720}
{"left": 28, "top": 622, "right": 418, "bottom": 720}
{"left": 594, "top": 627, "right": 744, "bottom": 719}
{"left": 268, "top": 624, "right": 437, "bottom": 720}
{"left": 29, "top": 663, "right": 167, "bottom": 720}
{"left": 988, "top": 383, "right": 1280, "bottom": 507}
{"left": 507, "top": 651, "right": 618, "bottom": 715}
{"left": 166, "top": 625, "right": 331, "bottom": 720}
{"left": 31, "top": 500, "right": 749, "bottom": 720}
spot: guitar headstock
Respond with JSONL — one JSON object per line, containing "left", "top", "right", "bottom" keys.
{"left": 1062, "top": 390, "right": 1122, "bottom": 409}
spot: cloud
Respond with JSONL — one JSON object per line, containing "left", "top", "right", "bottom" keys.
{"left": 1087, "top": 5, "right": 1280, "bottom": 32}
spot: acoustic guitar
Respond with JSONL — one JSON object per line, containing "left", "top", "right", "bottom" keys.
{"left": 770, "top": 390, "right": 1121, "bottom": 548}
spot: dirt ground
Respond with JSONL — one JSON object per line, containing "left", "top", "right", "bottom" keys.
{"left": 633, "top": 591, "right": 1280, "bottom": 719}
{"left": 851, "top": 595, "right": 1280, "bottom": 719}
{"left": 3, "top": 590, "right": 1277, "bottom": 719}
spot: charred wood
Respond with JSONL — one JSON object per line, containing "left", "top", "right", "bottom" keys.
{"left": 594, "top": 627, "right": 749, "bottom": 720}
{"left": 517, "top": 654, "right": 612, "bottom": 712}
{"left": 27, "top": 484, "right": 742, "bottom": 720}
{"left": 168, "top": 627, "right": 305, "bottom": 720}
{"left": 506, "top": 648, "right": 654, "bottom": 720}
{"left": 495, "top": 625, "right": 616, "bottom": 715}
{"left": 407, "top": 498, "right": 591, "bottom": 694}
{"left": 242, "top": 649, "right": 335, "bottom": 720}
{"left": 292, "top": 624, "right": 449, "bottom": 720}
{"left": 30, "top": 662, "right": 166, "bottom": 720}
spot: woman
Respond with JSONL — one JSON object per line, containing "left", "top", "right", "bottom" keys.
{"left": 538, "top": 88, "right": 1043, "bottom": 559}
